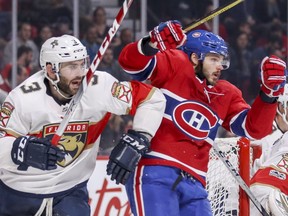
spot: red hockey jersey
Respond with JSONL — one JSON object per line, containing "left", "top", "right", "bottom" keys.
{"left": 118, "top": 41, "right": 277, "bottom": 186}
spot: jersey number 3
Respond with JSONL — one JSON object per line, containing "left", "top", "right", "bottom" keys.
{"left": 20, "top": 82, "right": 41, "bottom": 94}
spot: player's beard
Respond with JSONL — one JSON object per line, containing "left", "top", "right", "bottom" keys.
{"left": 57, "top": 76, "right": 83, "bottom": 97}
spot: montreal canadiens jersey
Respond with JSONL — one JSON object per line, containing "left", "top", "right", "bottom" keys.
{"left": 118, "top": 40, "right": 277, "bottom": 186}
{"left": 0, "top": 70, "right": 165, "bottom": 195}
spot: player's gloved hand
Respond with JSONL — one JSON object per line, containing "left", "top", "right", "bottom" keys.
{"left": 149, "top": 20, "right": 187, "bottom": 51}
{"left": 106, "top": 129, "right": 150, "bottom": 185}
{"left": 11, "top": 136, "right": 65, "bottom": 171}
{"left": 259, "top": 55, "right": 287, "bottom": 98}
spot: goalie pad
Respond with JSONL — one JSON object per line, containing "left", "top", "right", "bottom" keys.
{"left": 268, "top": 189, "right": 288, "bottom": 216}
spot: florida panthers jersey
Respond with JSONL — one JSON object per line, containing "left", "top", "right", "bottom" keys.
{"left": 251, "top": 126, "right": 288, "bottom": 194}
{"left": 0, "top": 70, "right": 165, "bottom": 195}
{"left": 118, "top": 40, "right": 277, "bottom": 186}
{"left": 251, "top": 121, "right": 284, "bottom": 174}
{"left": 250, "top": 126, "right": 288, "bottom": 216}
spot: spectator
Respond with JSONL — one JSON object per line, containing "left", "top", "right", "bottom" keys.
{"left": 193, "top": 0, "right": 228, "bottom": 41}
{"left": 0, "top": 65, "right": 28, "bottom": 94}
{"left": 3, "top": 22, "right": 39, "bottom": 73}
{"left": 1, "top": 45, "right": 33, "bottom": 82}
{"left": 33, "top": 0, "right": 72, "bottom": 25}
{"left": 53, "top": 16, "right": 73, "bottom": 37}
{"left": 80, "top": 24, "right": 100, "bottom": 62}
{"left": 113, "top": 28, "right": 134, "bottom": 60}
{"left": 249, "top": 33, "right": 283, "bottom": 100}
{"left": 253, "top": 0, "right": 281, "bottom": 23}
{"left": 63, "top": 0, "right": 92, "bottom": 20}
{"left": 92, "top": 6, "right": 120, "bottom": 47}
{"left": 98, "top": 47, "right": 131, "bottom": 81}
{"left": 224, "top": 32, "right": 253, "bottom": 103}
{"left": 34, "top": 24, "right": 53, "bottom": 51}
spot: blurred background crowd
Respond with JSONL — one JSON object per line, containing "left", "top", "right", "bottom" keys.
{"left": 0, "top": 0, "right": 286, "bottom": 154}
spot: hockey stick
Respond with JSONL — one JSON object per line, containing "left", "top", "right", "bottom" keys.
{"left": 51, "top": 0, "right": 134, "bottom": 145}
{"left": 183, "top": 0, "right": 244, "bottom": 32}
{"left": 213, "top": 142, "right": 270, "bottom": 216}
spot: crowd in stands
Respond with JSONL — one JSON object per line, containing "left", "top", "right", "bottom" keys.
{"left": 0, "top": 0, "right": 286, "bottom": 154}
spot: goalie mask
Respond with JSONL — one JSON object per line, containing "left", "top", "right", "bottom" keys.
{"left": 277, "top": 84, "right": 288, "bottom": 125}
{"left": 182, "top": 30, "right": 230, "bottom": 70}
{"left": 40, "top": 34, "right": 89, "bottom": 85}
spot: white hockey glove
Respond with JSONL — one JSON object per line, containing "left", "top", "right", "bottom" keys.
{"left": 106, "top": 130, "right": 150, "bottom": 185}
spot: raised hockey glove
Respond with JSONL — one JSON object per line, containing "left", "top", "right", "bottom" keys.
{"left": 259, "top": 55, "right": 287, "bottom": 98}
{"left": 149, "top": 20, "right": 187, "bottom": 51}
{"left": 106, "top": 129, "right": 150, "bottom": 185}
{"left": 11, "top": 136, "right": 65, "bottom": 171}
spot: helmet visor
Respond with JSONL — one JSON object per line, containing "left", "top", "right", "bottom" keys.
{"left": 203, "top": 53, "right": 230, "bottom": 70}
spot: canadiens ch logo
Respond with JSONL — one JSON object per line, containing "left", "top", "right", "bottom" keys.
{"left": 172, "top": 101, "right": 219, "bottom": 140}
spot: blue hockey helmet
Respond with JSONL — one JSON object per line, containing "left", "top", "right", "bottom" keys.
{"left": 182, "top": 30, "right": 230, "bottom": 69}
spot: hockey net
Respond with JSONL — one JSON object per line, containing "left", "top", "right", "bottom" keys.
{"left": 206, "top": 137, "right": 252, "bottom": 216}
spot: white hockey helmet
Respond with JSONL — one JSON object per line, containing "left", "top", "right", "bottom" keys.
{"left": 40, "top": 34, "right": 88, "bottom": 74}
{"left": 277, "top": 84, "right": 288, "bottom": 125}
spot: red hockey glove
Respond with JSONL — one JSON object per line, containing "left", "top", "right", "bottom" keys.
{"left": 149, "top": 20, "right": 187, "bottom": 51}
{"left": 259, "top": 55, "right": 287, "bottom": 97}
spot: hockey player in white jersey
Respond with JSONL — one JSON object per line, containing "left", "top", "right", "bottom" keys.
{"left": 0, "top": 34, "right": 166, "bottom": 216}
{"left": 250, "top": 84, "right": 288, "bottom": 216}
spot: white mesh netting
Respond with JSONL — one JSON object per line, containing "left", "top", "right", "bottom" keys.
{"left": 206, "top": 137, "right": 246, "bottom": 216}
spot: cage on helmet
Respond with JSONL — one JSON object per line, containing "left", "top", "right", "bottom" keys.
{"left": 40, "top": 34, "right": 88, "bottom": 73}
{"left": 181, "top": 30, "right": 230, "bottom": 69}
{"left": 277, "top": 84, "right": 288, "bottom": 124}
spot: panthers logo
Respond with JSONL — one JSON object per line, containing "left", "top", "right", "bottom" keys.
{"left": 277, "top": 153, "right": 288, "bottom": 173}
{"left": 43, "top": 121, "right": 89, "bottom": 167}
{"left": 58, "top": 134, "right": 85, "bottom": 167}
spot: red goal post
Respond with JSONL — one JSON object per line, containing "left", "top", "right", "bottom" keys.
{"left": 206, "top": 137, "right": 253, "bottom": 216}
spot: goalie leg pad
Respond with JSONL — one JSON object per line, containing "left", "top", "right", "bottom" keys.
{"left": 268, "top": 189, "right": 288, "bottom": 216}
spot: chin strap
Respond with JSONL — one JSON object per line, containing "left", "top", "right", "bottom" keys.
{"left": 52, "top": 83, "right": 73, "bottom": 100}
{"left": 45, "top": 70, "right": 73, "bottom": 100}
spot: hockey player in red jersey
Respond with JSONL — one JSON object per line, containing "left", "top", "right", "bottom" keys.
{"left": 0, "top": 34, "right": 166, "bottom": 216}
{"left": 106, "top": 20, "right": 287, "bottom": 215}
{"left": 250, "top": 84, "right": 288, "bottom": 216}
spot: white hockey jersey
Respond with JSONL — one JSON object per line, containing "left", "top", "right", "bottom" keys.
{"left": 0, "top": 70, "right": 165, "bottom": 195}
{"left": 250, "top": 123, "right": 288, "bottom": 215}
{"left": 251, "top": 121, "right": 284, "bottom": 175}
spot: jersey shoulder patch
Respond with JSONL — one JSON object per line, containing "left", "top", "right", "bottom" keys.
{"left": 111, "top": 82, "right": 132, "bottom": 103}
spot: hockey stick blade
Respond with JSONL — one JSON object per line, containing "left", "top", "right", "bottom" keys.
{"left": 51, "top": 0, "right": 134, "bottom": 145}
{"left": 213, "top": 143, "right": 270, "bottom": 216}
{"left": 183, "top": 0, "right": 244, "bottom": 33}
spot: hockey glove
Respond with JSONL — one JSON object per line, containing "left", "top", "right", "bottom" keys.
{"left": 149, "top": 20, "right": 187, "bottom": 51}
{"left": 106, "top": 129, "right": 150, "bottom": 185}
{"left": 11, "top": 136, "right": 65, "bottom": 171}
{"left": 259, "top": 55, "right": 287, "bottom": 98}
